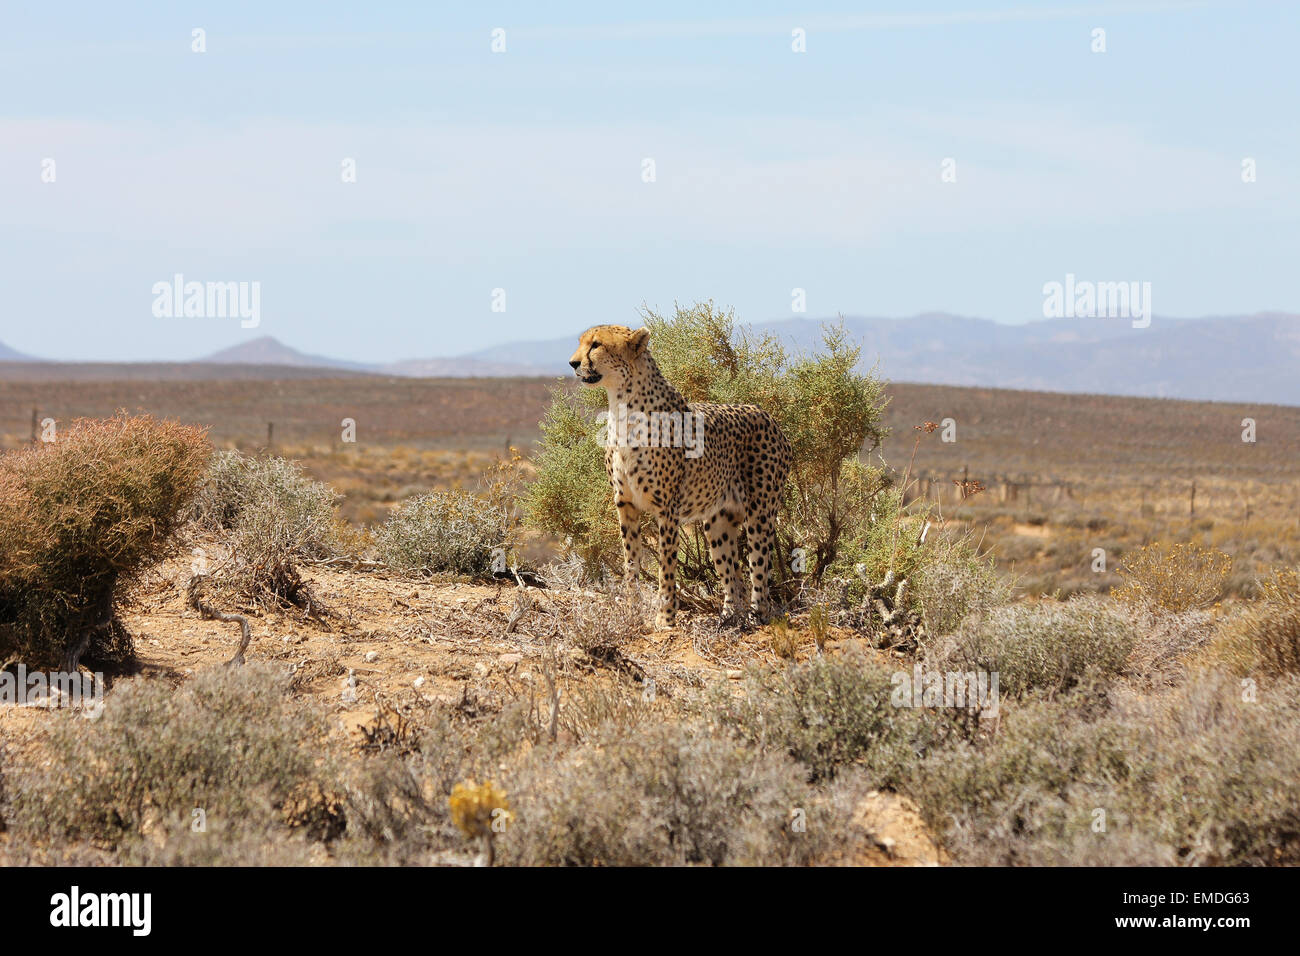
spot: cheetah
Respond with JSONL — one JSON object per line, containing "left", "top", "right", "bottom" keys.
{"left": 569, "top": 325, "right": 793, "bottom": 629}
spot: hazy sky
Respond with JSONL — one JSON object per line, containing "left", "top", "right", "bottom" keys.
{"left": 1, "top": 1, "right": 1296, "bottom": 362}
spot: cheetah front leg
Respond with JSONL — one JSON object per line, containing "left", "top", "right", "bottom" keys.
{"left": 615, "top": 497, "right": 642, "bottom": 595}
{"left": 654, "top": 511, "right": 679, "bottom": 629}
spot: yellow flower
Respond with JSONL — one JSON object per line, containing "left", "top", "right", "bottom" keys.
{"left": 449, "top": 780, "right": 511, "bottom": 840}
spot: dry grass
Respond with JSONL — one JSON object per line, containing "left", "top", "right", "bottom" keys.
{"left": 1112, "top": 541, "right": 1232, "bottom": 611}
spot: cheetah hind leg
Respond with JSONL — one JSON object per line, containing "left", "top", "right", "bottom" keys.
{"left": 744, "top": 511, "right": 778, "bottom": 625}
{"left": 706, "top": 509, "right": 747, "bottom": 628}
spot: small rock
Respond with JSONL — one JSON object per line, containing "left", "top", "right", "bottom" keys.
{"left": 364, "top": 651, "right": 378, "bottom": 663}
{"left": 850, "top": 792, "right": 946, "bottom": 866}
{"left": 474, "top": 662, "right": 490, "bottom": 677}
{"left": 413, "top": 676, "right": 426, "bottom": 689}
{"left": 499, "top": 653, "right": 522, "bottom": 666}
{"left": 726, "top": 669, "right": 743, "bottom": 680}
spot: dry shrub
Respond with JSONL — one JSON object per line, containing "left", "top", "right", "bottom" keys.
{"left": 193, "top": 450, "right": 340, "bottom": 609}
{"left": 1112, "top": 541, "right": 1232, "bottom": 612}
{"left": 910, "top": 672, "right": 1300, "bottom": 865}
{"left": 338, "top": 704, "right": 528, "bottom": 864}
{"left": 716, "top": 650, "right": 941, "bottom": 784}
{"left": 121, "top": 818, "right": 325, "bottom": 866}
{"left": 769, "top": 616, "right": 798, "bottom": 659}
{"left": 500, "top": 719, "right": 844, "bottom": 866}
{"left": 1209, "top": 567, "right": 1300, "bottom": 677}
{"left": 0, "top": 414, "right": 209, "bottom": 667}
{"left": 374, "top": 489, "right": 506, "bottom": 577}
{"left": 1121, "top": 606, "right": 1217, "bottom": 688}
{"left": 913, "top": 527, "right": 1012, "bottom": 635}
{"left": 10, "top": 664, "right": 332, "bottom": 848}
{"left": 559, "top": 590, "right": 644, "bottom": 664}
{"left": 927, "top": 596, "right": 1139, "bottom": 700}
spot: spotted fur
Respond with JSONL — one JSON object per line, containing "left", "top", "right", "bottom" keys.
{"left": 569, "top": 325, "right": 793, "bottom": 629}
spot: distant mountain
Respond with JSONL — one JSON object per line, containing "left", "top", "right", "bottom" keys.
{"left": 0, "top": 340, "right": 38, "bottom": 361}
{"left": 199, "top": 336, "right": 376, "bottom": 372}
{"left": 417, "top": 311, "right": 1300, "bottom": 403}
{"left": 384, "top": 356, "right": 556, "bottom": 377}
{"left": 11, "top": 313, "right": 1300, "bottom": 405}
{"left": 771, "top": 312, "right": 1295, "bottom": 404}
{"left": 196, "top": 335, "right": 556, "bottom": 378}
{"left": 458, "top": 336, "right": 578, "bottom": 376}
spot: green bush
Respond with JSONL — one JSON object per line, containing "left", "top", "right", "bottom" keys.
{"left": 522, "top": 386, "right": 623, "bottom": 580}
{"left": 822, "top": 483, "right": 924, "bottom": 603}
{"left": 523, "top": 301, "right": 889, "bottom": 591}
{"left": 0, "top": 414, "right": 209, "bottom": 667}
{"left": 374, "top": 489, "right": 506, "bottom": 577}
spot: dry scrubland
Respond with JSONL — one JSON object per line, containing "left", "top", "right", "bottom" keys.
{"left": 4, "top": 364, "right": 1296, "bottom": 589}
{"left": 2, "top": 310, "right": 1299, "bottom": 867}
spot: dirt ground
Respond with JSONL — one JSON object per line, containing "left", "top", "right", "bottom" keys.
{"left": 0, "top": 556, "right": 943, "bottom": 866}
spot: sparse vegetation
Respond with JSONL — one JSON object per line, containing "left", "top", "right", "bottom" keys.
{"left": 3, "top": 369, "right": 1299, "bottom": 870}
{"left": 501, "top": 720, "right": 840, "bottom": 866}
{"left": 1208, "top": 566, "right": 1300, "bottom": 677}
{"left": 9, "top": 664, "right": 332, "bottom": 848}
{"left": 910, "top": 673, "right": 1300, "bottom": 865}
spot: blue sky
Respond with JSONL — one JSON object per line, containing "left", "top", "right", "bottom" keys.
{"left": 1, "top": 0, "right": 1296, "bottom": 361}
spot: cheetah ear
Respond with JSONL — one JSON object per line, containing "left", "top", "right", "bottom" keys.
{"left": 628, "top": 327, "right": 651, "bottom": 355}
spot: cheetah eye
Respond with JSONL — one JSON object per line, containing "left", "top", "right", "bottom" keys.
{"left": 591, "top": 341, "right": 602, "bottom": 351}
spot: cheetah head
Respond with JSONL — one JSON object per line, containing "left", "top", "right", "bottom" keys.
{"left": 568, "top": 325, "right": 650, "bottom": 389}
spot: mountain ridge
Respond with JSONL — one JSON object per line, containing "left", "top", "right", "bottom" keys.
{"left": 3, "top": 312, "right": 1296, "bottom": 405}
